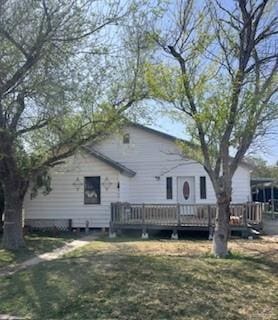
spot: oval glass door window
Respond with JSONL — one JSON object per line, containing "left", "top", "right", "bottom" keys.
{"left": 183, "top": 181, "right": 190, "bottom": 200}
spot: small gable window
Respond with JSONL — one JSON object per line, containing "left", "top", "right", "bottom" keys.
{"left": 200, "top": 176, "right": 207, "bottom": 199}
{"left": 84, "top": 177, "right": 101, "bottom": 204}
{"left": 123, "top": 133, "right": 130, "bottom": 144}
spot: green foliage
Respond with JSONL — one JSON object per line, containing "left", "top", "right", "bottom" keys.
{"left": 145, "top": 0, "right": 278, "bottom": 175}
{"left": 145, "top": 63, "right": 181, "bottom": 102}
{"left": 249, "top": 157, "right": 278, "bottom": 179}
{"left": 0, "top": 0, "right": 151, "bottom": 199}
{"left": 30, "top": 170, "right": 52, "bottom": 199}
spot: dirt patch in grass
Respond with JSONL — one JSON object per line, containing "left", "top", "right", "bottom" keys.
{"left": 0, "top": 236, "right": 277, "bottom": 320}
{"left": 85, "top": 235, "right": 278, "bottom": 259}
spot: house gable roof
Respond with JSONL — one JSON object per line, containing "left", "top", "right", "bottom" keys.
{"left": 83, "top": 147, "right": 136, "bottom": 177}
{"left": 128, "top": 122, "right": 195, "bottom": 147}
{"left": 128, "top": 122, "right": 253, "bottom": 170}
{"left": 130, "top": 122, "right": 180, "bottom": 142}
{"left": 84, "top": 122, "right": 252, "bottom": 173}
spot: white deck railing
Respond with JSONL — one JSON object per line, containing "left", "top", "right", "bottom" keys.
{"left": 110, "top": 202, "right": 264, "bottom": 228}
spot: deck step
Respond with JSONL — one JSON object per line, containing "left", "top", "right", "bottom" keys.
{"left": 249, "top": 228, "right": 260, "bottom": 235}
{"left": 247, "top": 227, "right": 261, "bottom": 238}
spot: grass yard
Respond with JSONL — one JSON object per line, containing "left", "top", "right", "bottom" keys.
{"left": 0, "top": 235, "right": 277, "bottom": 320}
{"left": 0, "top": 232, "right": 77, "bottom": 270}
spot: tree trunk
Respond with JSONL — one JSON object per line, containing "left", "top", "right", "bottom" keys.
{"left": 2, "top": 181, "right": 25, "bottom": 250}
{"left": 0, "top": 131, "right": 28, "bottom": 250}
{"left": 0, "top": 184, "right": 4, "bottom": 233}
{"left": 212, "top": 196, "right": 231, "bottom": 257}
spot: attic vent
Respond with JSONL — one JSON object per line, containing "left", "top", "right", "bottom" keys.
{"left": 123, "top": 133, "right": 130, "bottom": 144}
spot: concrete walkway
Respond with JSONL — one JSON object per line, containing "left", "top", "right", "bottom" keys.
{"left": 0, "top": 233, "right": 99, "bottom": 278}
{"left": 0, "top": 316, "right": 28, "bottom": 320}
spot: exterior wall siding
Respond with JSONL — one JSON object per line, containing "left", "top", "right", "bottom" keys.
{"left": 24, "top": 125, "right": 252, "bottom": 228}
{"left": 119, "top": 175, "right": 130, "bottom": 202}
{"left": 24, "top": 152, "right": 120, "bottom": 228}
{"left": 95, "top": 125, "right": 251, "bottom": 204}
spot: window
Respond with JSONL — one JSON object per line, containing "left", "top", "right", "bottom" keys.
{"left": 200, "top": 176, "right": 207, "bottom": 199}
{"left": 183, "top": 181, "right": 190, "bottom": 200}
{"left": 123, "top": 133, "right": 130, "bottom": 144}
{"left": 84, "top": 177, "right": 101, "bottom": 204}
{"left": 166, "top": 177, "right": 173, "bottom": 199}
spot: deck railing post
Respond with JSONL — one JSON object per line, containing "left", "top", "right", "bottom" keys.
{"left": 141, "top": 203, "right": 149, "bottom": 239}
{"left": 109, "top": 203, "right": 116, "bottom": 238}
{"left": 208, "top": 205, "right": 213, "bottom": 240}
{"left": 142, "top": 203, "right": 145, "bottom": 225}
{"left": 177, "top": 203, "right": 181, "bottom": 226}
{"left": 243, "top": 203, "right": 248, "bottom": 227}
{"left": 68, "top": 219, "right": 72, "bottom": 232}
{"left": 116, "top": 202, "right": 119, "bottom": 222}
{"left": 271, "top": 183, "right": 275, "bottom": 220}
{"left": 208, "top": 205, "right": 211, "bottom": 226}
{"left": 111, "top": 203, "right": 114, "bottom": 223}
{"left": 257, "top": 203, "right": 261, "bottom": 224}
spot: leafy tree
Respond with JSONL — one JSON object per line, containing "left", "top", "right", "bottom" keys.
{"left": 249, "top": 157, "right": 278, "bottom": 180}
{"left": 146, "top": 0, "right": 278, "bottom": 256}
{"left": 0, "top": 0, "right": 150, "bottom": 249}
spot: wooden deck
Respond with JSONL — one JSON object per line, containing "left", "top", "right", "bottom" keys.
{"left": 110, "top": 202, "right": 264, "bottom": 236}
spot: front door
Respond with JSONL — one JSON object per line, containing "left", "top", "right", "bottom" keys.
{"left": 177, "top": 177, "right": 195, "bottom": 204}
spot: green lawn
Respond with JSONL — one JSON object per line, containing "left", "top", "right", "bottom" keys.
{"left": 0, "top": 236, "right": 277, "bottom": 320}
{"left": 0, "top": 232, "right": 77, "bottom": 270}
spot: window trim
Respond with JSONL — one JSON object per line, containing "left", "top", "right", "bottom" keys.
{"left": 84, "top": 176, "right": 101, "bottom": 205}
{"left": 166, "top": 177, "right": 173, "bottom": 200}
{"left": 200, "top": 176, "right": 207, "bottom": 199}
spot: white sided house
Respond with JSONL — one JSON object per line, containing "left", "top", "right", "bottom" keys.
{"left": 24, "top": 123, "right": 257, "bottom": 232}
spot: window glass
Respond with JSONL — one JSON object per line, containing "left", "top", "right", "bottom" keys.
{"left": 123, "top": 133, "right": 130, "bottom": 144}
{"left": 200, "top": 176, "right": 207, "bottom": 199}
{"left": 84, "top": 177, "right": 101, "bottom": 204}
{"left": 183, "top": 181, "right": 190, "bottom": 200}
{"left": 166, "top": 177, "right": 173, "bottom": 199}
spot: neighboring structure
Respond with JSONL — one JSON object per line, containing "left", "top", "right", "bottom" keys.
{"left": 251, "top": 178, "right": 278, "bottom": 214}
{"left": 24, "top": 123, "right": 253, "bottom": 230}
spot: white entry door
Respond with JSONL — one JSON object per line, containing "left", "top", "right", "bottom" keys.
{"left": 177, "top": 177, "right": 195, "bottom": 204}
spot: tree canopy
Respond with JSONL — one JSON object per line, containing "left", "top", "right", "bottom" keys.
{"left": 0, "top": 0, "right": 154, "bottom": 249}
{"left": 146, "top": 0, "right": 278, "bottom": 176}
{"left": 250, "top": 157, "right": 278, "bottom": 180}
{"left": 0, "top": 0, "right": 149, "bottom": 180}
{"left": 145, "top": 0, "right": 278, "bottom": 256}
